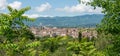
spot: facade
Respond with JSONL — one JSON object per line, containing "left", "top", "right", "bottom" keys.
{"left": 30, "top": 27, "right": 79, "bottom": 38}
{"left": 30, "top": 27, "right": 97, "bottom": 38}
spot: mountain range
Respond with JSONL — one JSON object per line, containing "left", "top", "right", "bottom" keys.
{"left": 26, "top": 14, "right": 104, "bottom": 28}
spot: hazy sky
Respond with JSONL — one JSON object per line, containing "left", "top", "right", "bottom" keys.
{"left": 0, "top": 0, "right": 102, "bottom": 18}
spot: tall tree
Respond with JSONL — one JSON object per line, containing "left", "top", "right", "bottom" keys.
{"left": 89, "top": 0, "right": 120, "bottom": 55}
{"left": 90, "top": 0, "right": 120, "bottom": 34}
{"left": 0, "top": 6, "right": 34, "bottom": 41}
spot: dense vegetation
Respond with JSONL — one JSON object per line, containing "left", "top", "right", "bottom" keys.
{"left": 90, "top": 0, "right": 120, "bottom": 56}
{"left": 0, "top": 0, "right": 120, "bottom": 56}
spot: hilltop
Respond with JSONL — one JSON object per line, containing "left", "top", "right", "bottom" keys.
{"left": 26, "top": 14, "right": 104, "bottom": 28}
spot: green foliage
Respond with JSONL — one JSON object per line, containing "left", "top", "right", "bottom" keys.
{"left": 1, "top": 2, "right": 119, "bottom": 56}
{"left": 39, "top": 50, "right": 49, "bottom": 56}
{"left": 90, "top": 0, "right": 120, "bottom": 34}
{"left": 67, "top": 38, "right": 97, "bottom": 56}
{"left": 95, "top": 33, "right": 111, "bottom": 50}
{"left": 0, "top": 38, "right": 41, "bottom": 56}
{"left": 41, "top": 36, "right": 65, "bottom": 52}
{"left": 89, "top": 0, "right": 120, "bottom": 56}
{"left": 0, "top": 6, "right": 34, "bottom": 40}
{"left": 104, "top": 35, "right": 120, "bottom": 56}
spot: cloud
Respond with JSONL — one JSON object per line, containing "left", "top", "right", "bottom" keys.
{"left": 8, "top": 1, "right": 22, "bottom": 9}
{"left": 23, "top": 14, "right": 40, "bottom": 18}
{"left": 0, "top": 0, "right": 7, "bottom": 10}
{"left": 35, "top": 2, "right": 51, "bottom": 12}
{"left": 56, "top": 0, "right": 102, "bottom": 14}
{"left": 81, "top": 0, "right": 91, "bottom": 3}
{"left": 23, "top": 14, "right": 53, "bottom": 18}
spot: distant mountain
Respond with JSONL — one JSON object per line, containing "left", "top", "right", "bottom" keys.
{"left": 26, "top": 14, "right": 104, "bottom": 28}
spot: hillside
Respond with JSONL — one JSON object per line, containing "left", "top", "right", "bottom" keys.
{"left": 26, "top": 14, "right": 104, "bottom": 28}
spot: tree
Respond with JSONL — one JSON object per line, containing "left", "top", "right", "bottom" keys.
{"left": 0, "top": 6, "right": 34, "bottom": 41}
{"left": 67, "top": 38, "right": 96, "bottom": 56}
{"left": 41, "top": 37, "right": 63, "bottom": 52}
{"left": 0, "top": 37, "right": 41, "bottom": 56}
{"left": 89, "top": 0, "right": 120, "bottom": 34}
{"left": 0, "top": 6, "right": 49, "bottom": 56}
{"left": 89, "top": 0, "right": 120, "bottom": 55}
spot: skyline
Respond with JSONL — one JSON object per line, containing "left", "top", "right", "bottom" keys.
{"left": 0, "top": 0, "right": 102, "bottom": 18}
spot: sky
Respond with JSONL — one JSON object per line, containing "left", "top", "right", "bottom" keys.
{"left": 0, "top": 0, "right": 102, "bottom": 18}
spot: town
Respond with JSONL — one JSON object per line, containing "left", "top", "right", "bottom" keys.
{"left": 30, "top": 26, "right": 97, "bottom": 38}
